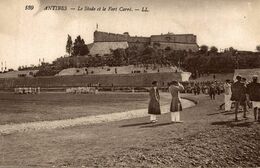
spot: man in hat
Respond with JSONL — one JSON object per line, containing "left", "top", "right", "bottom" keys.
{"left": 169, "top": 81, "right": 184, "bottom": 122}
{"left": 231, "top": 75, "right": 247, "bottom": 121}
{"left": 246, "top": 75, "right": 260, "bottom": 121}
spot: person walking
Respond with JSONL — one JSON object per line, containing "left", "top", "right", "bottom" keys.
{"left": 169, "top": 81, "right": 184, "bottom": 123}
{"left": 224, "top": 79, "right": 232, "bottom": 112}
{"left": 246, "top": 75, "right": 260, "bottom": 122}
{"left": 231, "top": 75, "right": 247, "bottom": 121}
{"left": 148, "top": 81, "right": 161, "bottom": 123}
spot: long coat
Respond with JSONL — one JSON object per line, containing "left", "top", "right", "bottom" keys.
{"left": 247, "top": 82, "right": 260, "bottom": 101}
{"left": 148, "top": 87, "right": 161, "bottom": 115}
{"left": 169, "top": 84, "right": 184, "bottom": 112}
{"left": 231, "top": 81, "right": 246, "bottom": 102}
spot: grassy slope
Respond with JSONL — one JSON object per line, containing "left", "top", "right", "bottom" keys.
{"left": 0, "top": 94, "right": 259, "bottom": 167}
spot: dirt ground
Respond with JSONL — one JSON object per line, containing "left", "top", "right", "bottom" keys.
{"left": 0, "top": 93, "right": 259, "bottom": 167}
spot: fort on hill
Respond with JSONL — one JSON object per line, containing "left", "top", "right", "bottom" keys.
{"left": 88, "top": 31, "right": 199, "bottom": 55}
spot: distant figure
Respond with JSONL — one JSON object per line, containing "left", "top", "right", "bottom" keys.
{"left": 169, "top": 81, "right": 184, "bottom": 123}
{"left": 37, "top": 87, "right": 41, "bottom": 94}
{"left": 231, "top": 75, "right": 247, "bottom": 121}
{"left": 192, "top": 85, "right": 197, "bottom": 95}
{"left": 216, "top": 82, "right": 221, "bottom": 95}
{"left": 223, "top": 79, "right": 232, "bottom": 112}
{"left": 148, "top": 81, "right": 161, "bottom": 123}
{"left": 18, "top": 87, "right": 22, "bottom": 94}
{"left": 247, "top": 75, "right": 260, "bottom": 121}
{"left": 209, "top": 83, "right": 216, "bottom": 100}
{"left": 196, "top": 84, "right": 201, "bottom": 95}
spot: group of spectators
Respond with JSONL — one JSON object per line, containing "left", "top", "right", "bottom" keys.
{"left": 182, "top": 81, "right": 224, "bottom": 99}
{"left": 65, "top": 87, "right": 98, "bottom": 94}
{"left": 180, "top": 76, "right": 260, "bottom": 122}
{"left": 224, "top": 75, "right": 260, "bottom": 122}
{"left": 14, "top": 87, "right": 41, "bottom": 94}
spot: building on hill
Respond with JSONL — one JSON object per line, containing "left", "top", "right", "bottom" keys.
{"left": 88, "top": 31, "right": 199, "bottom": 55}
{"left": 150, "top": 33, "right": 198, "bottom": 51}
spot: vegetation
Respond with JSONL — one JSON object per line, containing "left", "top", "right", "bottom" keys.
{"left": 72, "top": 35, "right": 89, "bottom": 56}
{"left": 66, "top": 35, "right": 73, "bottom": 56}
{"left": 17, "top": 34, "right": 260, "bottom": 78}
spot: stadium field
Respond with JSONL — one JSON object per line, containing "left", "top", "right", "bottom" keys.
{"left": 0, "top": 92, "right": 171, "bottom": 125}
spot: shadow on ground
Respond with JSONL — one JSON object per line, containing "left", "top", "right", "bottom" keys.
{"left": 211, "top": 120, "right": 255, "bottom": 127}
{"left": 207, "top": 110, "right": 245, "bottom": 116}
{"left": 140, "top": 122, "right": 183, "bottom": 128}
{"left": 120, "top": 122, "right": 152, "bottom": 127}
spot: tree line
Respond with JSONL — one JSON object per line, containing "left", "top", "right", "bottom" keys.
{"left": 19, "top": 34, "right": 260, "bottom": 78}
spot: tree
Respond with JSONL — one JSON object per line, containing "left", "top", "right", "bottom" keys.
{"left": 126, "top": 45, "right": 139, "bottom": 65}
{"left": 72, "top": 36, "right": 89, "bottom": 56}
{"left": 256, "top": 45, "right": 260, "bottom": 52}
{"left": 199, "top": 45, "right": 209, "bottom": 54}
{"left": 141, "top": 47, "right": 156, "bottom": 65}
{"left": 110, "top": 48, "right": 127, "bottom": 66}
{"left": 209, "top": 46, "right": 218, "bottom": 53}
{"left": 66, "top": 35, "right": 73, "bottom": 56}
{"left": 228, "top": 47, "right": 237, "bottom": 55}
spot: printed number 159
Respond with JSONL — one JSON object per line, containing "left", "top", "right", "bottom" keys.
{"left": 25, "top": 5, "right": 34, "bottom": 10}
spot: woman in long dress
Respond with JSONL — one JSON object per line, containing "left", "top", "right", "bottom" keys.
{"left": 169, "top": 81, "right": 184, "bottom": 122}
{"left": 148, "top": 81, "right": 161, "bottom": 123}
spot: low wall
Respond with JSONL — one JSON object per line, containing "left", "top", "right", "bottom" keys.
{"left": 0, "top": 72, "right": 181, "bottom": 89}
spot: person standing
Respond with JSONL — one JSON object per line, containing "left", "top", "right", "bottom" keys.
{"left": 241, "top": 77, "right": 251, "bottom": 109}
{"left": 169, "top": 81, "right": 184, "bottom": 123}
{"left": 231, "top": 75, "right": 247, "bottom": 121}
{"left": 246, "top": 75, "right": 260, "bottom": 122}
{"left": 224, "top": 79, "right": 232, "bottom": 112}
{"left": 148, "top": 81, "right": 161, "bottom": 123}
{"left": 209, "top": 83, "right": 216, "bottom": 100}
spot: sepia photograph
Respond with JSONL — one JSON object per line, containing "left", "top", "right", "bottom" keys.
{"left": 0, "top": 0, "right": 259, "bottom": 167}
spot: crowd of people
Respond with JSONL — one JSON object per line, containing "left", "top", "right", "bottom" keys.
{"left": 224, "top": 75, "right": 260, "bottom": 121}
{"left": 148, "top": 75, "right": 260, "bottom": 123}
{"left": 14, "top": 87, "right": 41, "bottom": 94}
{"left": 66, "top": 87, "right": 98, "bottom": 94}
{"left": 182, "top": 81, "right": 224, "bottom": 97}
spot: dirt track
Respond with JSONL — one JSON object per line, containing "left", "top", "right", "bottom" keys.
{"left": 0, "top": 94, "right": 259, "bottom": 167}
{"left": 0, "top": 98, "right": 194, "bottom": 134}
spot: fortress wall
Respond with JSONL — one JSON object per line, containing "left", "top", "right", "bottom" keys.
{"left": 151, "top": 34, "right": 196, "bottom": 44}
{"left": 89, "top": 42, "right": 129, "bottom": 55}
{"left": 154, "top": 42, "right": 199, "bottom": 52}
{"left": 94, "top": 31, "right": 128, "bottom": 42}
{"left": 175, "top": 35, "right": 196, "bottom": 44}
{"left": 128, "top": 36, "right": 150, "bottom": 43}
{"left": 128, "top": 42, "right": 148, "bottom": 51}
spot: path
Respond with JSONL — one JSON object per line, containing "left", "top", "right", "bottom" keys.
{"left": 0, "top": 99, "right": 195, "bottom": 135}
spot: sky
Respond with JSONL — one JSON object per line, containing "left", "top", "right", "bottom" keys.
{"left": 0, "top": 0, "right": 260, "bottom": 69}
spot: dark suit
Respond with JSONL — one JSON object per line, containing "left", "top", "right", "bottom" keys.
{"left": 231, "top": 81, "right": 246, "bottom": 102}
{"left": 247, "top": 82, "right": 260, "bottom": 101}
{"left": 231, "top": 81, "right": 247, "bottom": 120}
